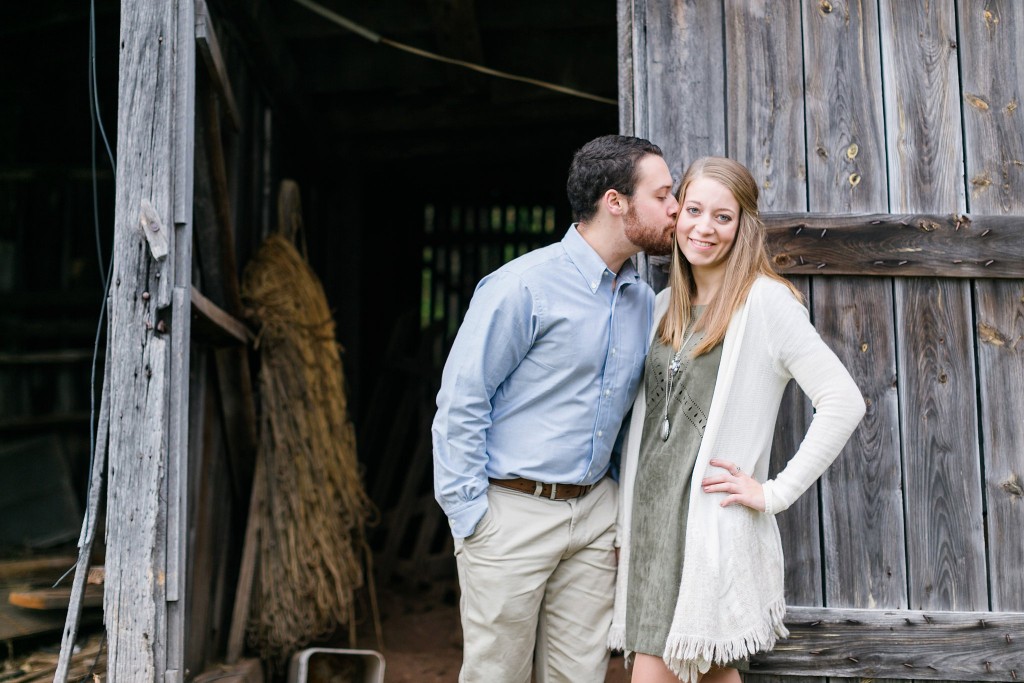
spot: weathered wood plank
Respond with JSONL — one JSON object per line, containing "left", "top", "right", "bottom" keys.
{"left": 616, "top": 0, "right": 634, "bottom": 135}
{"left": 958, "top": 0, "right": 1024, "bottom": 614}
{"left": 195, "top": 0, "right": 241, "bottom": 132}
{"left": 896, "top": 278, "right": 986, "bottom": 610}
{"left": 763, "top": 213, "right": 1024, "bottom": 278}
{"left": 190, "top": 285, "right": 252, "bottom": 346}
{"left": 802, "top": 1, "right": 907, "bottom": 638}
{"left": 106, "top": 0, "right": 184, "bottom": 679}
{"left": 725, "top": 0, "right": 806, "bottom": 210}
{"left": 803, "top": 0, "right": 887, "bottom": 212}
{"left": 879, "top": 0, "right": 965, "bottom": 212}
{"left": 814, "top": 279, "right": 907, "bottom": 610}
{"left": 643, "top": 0, "right": 725, "bottom": 178}
{"left": 958, "top": 0, "right": 1024, "bottom": 214}
{"left": 972, "top": 280, "right": 1024, "bottom": 612}
{"left": 882, "top": 2, "right": 986, "bottom": 643}
{"left": 751, "top": 606, "right": 1024, "bottom": 680}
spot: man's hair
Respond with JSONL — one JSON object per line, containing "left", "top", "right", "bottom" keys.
{"left": 566, "top": 135, "right": 664, "bottom": 223}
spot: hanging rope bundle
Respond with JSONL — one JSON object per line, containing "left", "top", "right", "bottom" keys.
{"left": 241, "top": 233, "right": 373, "bottom": 664}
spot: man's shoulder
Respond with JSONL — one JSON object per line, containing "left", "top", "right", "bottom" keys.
{"left": 495, "top": 242, "right": 566, "bottom": 279}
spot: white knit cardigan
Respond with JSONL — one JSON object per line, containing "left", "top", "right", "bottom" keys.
{"left": 608, "top": 277, "right": 865, "bottom": 681}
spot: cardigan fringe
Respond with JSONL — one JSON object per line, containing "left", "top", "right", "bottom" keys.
{"left": 663, "top": 598, "right": 789, "bottom": 682}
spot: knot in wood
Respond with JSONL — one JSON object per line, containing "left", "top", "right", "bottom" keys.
{"left": 1001, "top": 475, "right": 1023, "bottom": 498}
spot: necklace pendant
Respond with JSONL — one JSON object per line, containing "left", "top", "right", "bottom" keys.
{"left": 660, "top": 417, "right": 671, "bottom": 441}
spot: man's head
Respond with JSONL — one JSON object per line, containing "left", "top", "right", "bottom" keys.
{"left": 567, "top": 135, "right": 665, "bottom": 224}
{"left": 567, "top": 135, "right": 679, "bottom": 256}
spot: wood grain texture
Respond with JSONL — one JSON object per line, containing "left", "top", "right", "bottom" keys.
{"left": 750, "top": 606, "right": 1024, "bottom": 680}
{"left": 814, "top": 278, "right": 907, "bottom": 609}
{"left": 643, "top": 0, "right": 726, "bottom": 178}
{"left": 763, "top": 213, "right": 1024, "bottom": 278}
{"left": 958, "top": 0, "right": 1024, "bottom": 215}
{"left": 879, "top": 0, "right": 965, "bottom": 213}
{"left": 973, "top": 279, "right": 1024, "bottom": 612}
{"left": 958, "top": 0, "right": 1024, "bottom": 615}
{"left": 107, "top": 0, "right": 179, "bottom": 680}
{"left": 803, "top": 0, "right": 887, "bottom": 212}
{"left": 617, "top": 0, "right": 634, "bottom": 135}
{"left": 725, "top": 0, "right": 806, "bottom": 210}
{"left": 896, "top": 278, "right": 986, "bottom": 611}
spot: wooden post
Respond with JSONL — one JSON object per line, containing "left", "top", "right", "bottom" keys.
{"left": 106, "top": 1, "right": 194, "bottom": 681}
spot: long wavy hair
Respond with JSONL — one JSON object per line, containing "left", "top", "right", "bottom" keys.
{"left": 657, "top": 156, "right": 801, "bottom": 356}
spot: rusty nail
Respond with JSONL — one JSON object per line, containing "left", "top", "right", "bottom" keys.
{"left": 817, "top": 262, "right": 827, "bottom": 269}
{"left": 981, "top": 229, "right": 991, "bottom": 236}
{"left": 1007, "top": 633, "right": 1014, "bottom": 644}
{"left": 874, "top": 260, "right": 885, "bottom": 265}
{"left": 953, "top": 259, "right": 963, "bottom": 264}
{"left": 986, "top": 662, "right": 993, "bottom": 672}
{"left": 156, "top": 320, "right": 167, "bottom": 333}
{"left": 985, "top": 260, "right": 995, "bottom": 266}
{"left": 1011, "top": 670, "right": 1017, "bottom": 680}
{"left": 980, "top": 619, "right": 987, "bottom": 628}
{"left": 898, "top": 260, "right": 908, "bottom": 266}
{"left": 810, "top": 650, "right": 822, "bottom": 655}
{"left": 923, "top": 614, "right": 933, "bottom": 624}
{"left": 870, "top": 219, "right": 882, "bottom": 225}
{"left": 847, "top": 657, "right": 859, "bottom": 663}
{"left": 810, "top": 621, "right": 821, "bottom": 627}
{"left": 142, "top": 291, "right": 151, "bottom": 301}
{"left": 821, "top": 229, "right": 827, "bottom": 238}
{"left": 795, "top": 227, "right": 803, "bottom": 235}
{"left": 145, "top": 320, "right": 153, "bottom": 330}
{"left": 799, "top": 256, "right": 805, "bottom": 265}
{"left": 903, "top": 663, "right": 915, "bottom": 669}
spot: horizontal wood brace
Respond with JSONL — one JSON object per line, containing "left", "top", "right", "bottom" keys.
{"left": 750, "top": 605, "right": 1024, "bottom": 681}
{"left": 763, "top": 212, "right": 1024, "bottom": 278}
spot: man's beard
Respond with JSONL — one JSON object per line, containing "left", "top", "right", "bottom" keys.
{"left": 623, "top": 207, "right": 676, "bottom": 256}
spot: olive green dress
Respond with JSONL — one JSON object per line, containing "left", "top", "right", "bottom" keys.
{"left": 625, "top": 310, "right": 723, "bottom": 656}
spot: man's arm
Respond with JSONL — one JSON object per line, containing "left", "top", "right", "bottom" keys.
{"left": 431, "top": 271, "right": 536, "bottom": 539}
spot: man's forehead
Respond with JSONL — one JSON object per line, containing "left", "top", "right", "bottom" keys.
{"left": 637, "top": 155, "right": 673, "bottom": 187}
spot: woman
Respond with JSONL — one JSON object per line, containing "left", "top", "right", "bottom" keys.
{"left": 608, "top": 157, "right": 865, "bottom": 683}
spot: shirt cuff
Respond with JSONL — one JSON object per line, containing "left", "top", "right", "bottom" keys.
{"left": 448, "top": 497, "right": 489, "bottom": 540}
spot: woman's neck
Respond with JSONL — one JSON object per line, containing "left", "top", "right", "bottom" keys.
{"left": 691, "top": 267, "right": 724, "bottom": 305}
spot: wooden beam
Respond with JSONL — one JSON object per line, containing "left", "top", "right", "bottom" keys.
{"left": 195, "top": 0, "right": 242, "bottom": 131}
{"left": 190, "top": 285, "right": 252, "bottom": 346}
{"left": 750, "top": 606, "right": 1024, "bottom": 681}
{"left": 764, "top": 213, "right": 1024, "bottom": 278}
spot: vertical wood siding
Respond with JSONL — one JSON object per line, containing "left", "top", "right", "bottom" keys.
{"left": 619, "top": 0, "right": 1024, "bottom": 678}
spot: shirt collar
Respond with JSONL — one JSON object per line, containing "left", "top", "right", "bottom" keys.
{"left": 563, "top": 224, "right": 641, "bottom": 294}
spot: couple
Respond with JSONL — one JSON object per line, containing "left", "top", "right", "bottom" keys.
{"left": 432, "top": 135, "right": 865, "bottom": 683}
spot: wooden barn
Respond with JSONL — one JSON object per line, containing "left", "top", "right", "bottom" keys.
{"left": 0, "top": 0, "right": 1022, "bottom": 681}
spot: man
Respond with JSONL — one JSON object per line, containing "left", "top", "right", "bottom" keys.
{"left": 432, "top": 135, "right": 679, "bottom": 682}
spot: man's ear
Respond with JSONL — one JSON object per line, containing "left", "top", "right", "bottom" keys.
{"left": 602, "top": 189, "right": 628, "bottom": 217}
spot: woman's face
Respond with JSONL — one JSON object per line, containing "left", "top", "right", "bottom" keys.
{"left": 675, "top": 176, "right": 739, "bottom": 276}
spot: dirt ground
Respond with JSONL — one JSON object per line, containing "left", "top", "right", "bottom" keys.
{"left": 364, "top": 580, "right": 630, "bottom": 683}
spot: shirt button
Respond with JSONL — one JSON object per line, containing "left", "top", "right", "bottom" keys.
{"left": 597, "top": 430, "right": 604, "bottom": 438}
{"left": 591, "top": 281, "right": 598, "bottom": 289}
{"left": 604, "top": 389, "right": 611, "bottom": 397}
{"left": 611, "top": 348, "right": 617, "bottom": 355}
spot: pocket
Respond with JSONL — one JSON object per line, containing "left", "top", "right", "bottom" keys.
{"left": 464, "top": 505, "right": 497, "bottom": 544}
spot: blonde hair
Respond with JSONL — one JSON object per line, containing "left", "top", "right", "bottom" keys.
{"left": 658, "top": 156, "right": 801, "bottom": 356}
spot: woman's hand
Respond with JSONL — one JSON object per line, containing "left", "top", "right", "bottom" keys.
{"left": 702, "top": 459, "right": 765, "bottom": 512}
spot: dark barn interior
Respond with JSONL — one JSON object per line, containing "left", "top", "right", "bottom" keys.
{"left": 1, "top": 0, "right": 619, "bottom": 679}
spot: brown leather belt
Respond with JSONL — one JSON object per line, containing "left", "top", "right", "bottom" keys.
{"left": 488, "top": 476, "right": 599, "bottom": 500}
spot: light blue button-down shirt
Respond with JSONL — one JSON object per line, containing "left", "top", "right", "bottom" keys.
{"left": 432, "top": 226, "right": 654, "bottom": 538}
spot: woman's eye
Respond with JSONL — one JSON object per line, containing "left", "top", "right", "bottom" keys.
{"left": 687, "top": 207, "right": 699, "bottom": 215}
{"left": 717, "top": 214, "right": 732, "bottom": 222}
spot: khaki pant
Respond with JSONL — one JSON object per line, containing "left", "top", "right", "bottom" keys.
{"left": 454, "top": 477, "right": 618, "bottom": 683}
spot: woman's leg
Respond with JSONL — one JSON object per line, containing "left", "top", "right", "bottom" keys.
{"left": 700, "top": 666, "right": 742, "bottom": 683}
{"left": 631, "top": 653, "right": 683, "bottom": 683}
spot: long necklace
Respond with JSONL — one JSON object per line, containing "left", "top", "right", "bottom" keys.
{"left": 660, "top": 324, "right": 698, "bottom": 442}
